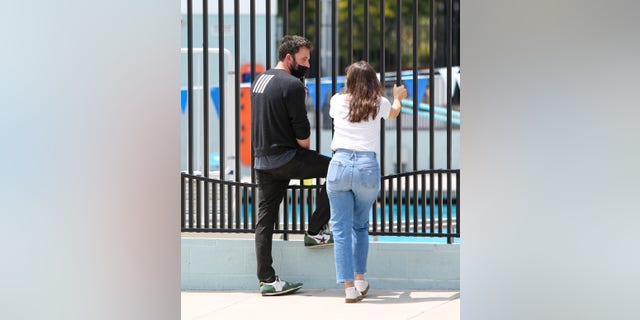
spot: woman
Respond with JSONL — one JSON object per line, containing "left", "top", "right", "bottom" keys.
{"left": 327, "top": 61, "right": 407, "bottom": 303}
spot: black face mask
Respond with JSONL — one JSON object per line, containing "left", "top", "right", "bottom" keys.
{"left": 290, "top": 62, "right": 309, "bottom": 79}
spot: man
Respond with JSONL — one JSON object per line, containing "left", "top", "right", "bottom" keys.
{"left": 251, "top": 35, "right": 333, "bottom": 296}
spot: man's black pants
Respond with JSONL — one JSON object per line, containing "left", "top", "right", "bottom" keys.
{"left": 254, "top": 148, "right": 331, "bottom": 282}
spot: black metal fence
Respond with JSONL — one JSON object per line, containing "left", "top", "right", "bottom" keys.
{"left": 180, "top": 0, "right": 460, "bottom": 242}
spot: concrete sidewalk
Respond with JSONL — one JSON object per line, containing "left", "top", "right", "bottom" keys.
{"left": 182, "top": 289, "right": 459, "bottom": 320}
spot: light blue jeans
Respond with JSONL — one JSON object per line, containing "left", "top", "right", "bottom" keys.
{"left": 327, "top": 149, "right": 380, "bottom": 283}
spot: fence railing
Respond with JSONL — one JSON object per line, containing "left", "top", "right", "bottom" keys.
{"left": 181, "top": 169, "right": 459, "bottom": 243}
{"left": 180, "top": 0, "right": 460, "bottom": 243}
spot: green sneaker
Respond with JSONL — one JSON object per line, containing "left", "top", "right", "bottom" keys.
{"left": 259, "top": 276, "right": 303, "bottom": 296}
{"left": 304, "top": 226, "right": 334, "bottom": 248}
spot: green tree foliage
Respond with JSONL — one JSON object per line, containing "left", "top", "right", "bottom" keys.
{"left": 280, "top": 0, "right": 434, "bottom": 76}
{"left": 337, "top": 0, "right": 431, "bottom": 73}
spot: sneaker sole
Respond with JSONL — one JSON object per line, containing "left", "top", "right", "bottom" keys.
{"left": 304, "top": 243, "right": 334, "bottom": 248}
{"left": 261, "top": 285, "right": 302, "bottom": 296}
{"left": 345, "top": 295, "right": 364, "bottom": 303}
{"left": 359, "top": 284, "right": 370, "bottom": 297}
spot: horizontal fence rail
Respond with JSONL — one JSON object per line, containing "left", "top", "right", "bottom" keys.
{"left": 181, "top": 169, "right": 459, "bottom": 241}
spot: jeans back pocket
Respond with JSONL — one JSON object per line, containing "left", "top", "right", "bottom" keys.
{"left": 327, "top": 160, "right": 346, "bottom": 183}
{"left": 357, "top": 164, "right": 380, "bottom": 189}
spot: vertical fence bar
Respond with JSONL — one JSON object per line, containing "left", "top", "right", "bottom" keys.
{"left": 298, "top": 188, "right": 304, "bottom": 231}
{"left": 242, "top": 186, "right": 249, "bottom": 229}
{"left": 429, "top": 173, "right": 435, "bottom": 234}
{"left": 251, "top": 187, "right": 256, "bottom": 229}
{"left": 235, "top": 0, "right": 241, "bottom": 229}
{"left": 376, "top": 0, "right": 384, "bottom": 232}
{"left": 331, "top": 0, "right": 337, "bottom": 95}
{"left": 227, "top": 183, "right": 233, "bottom": 229}
{"left": 446, "top": 0, "right": 454, "bottom": 243}
{"left": 412, "top": 0, "right": 419, "bottom": 235}
{"left": 219, "top": 185, "right": 226, "bottom": 229}
{"left": 192, "top": 178, "right": 197, "bottom": 229}
{"left": 429, "top": 0, "right": 435, "bottom": 171}
{"left": 371, "top": 201, "right": 377, "bottom": 234}
{"left": 225, "top": 181, "right": 233, "bottom": 231}
{"left": 447, "top": 172, "right": 453, "bottom": 243}
{"left": 188, "top": 177, "right": 193, "bottom": 229}
{"left": 203, "top": 0, "right": 211, "bottom": 226}
{"left": 300, "top": 0, "right": 306, "bottom": 37}
{"left": 274, "top": 195, "right": 280, "bottom": 233}
{"left": 195, "top": 178, "right": 201, "bottom": 229}
{"left": 181, "top": 174, "right": 186, "bottom": 228}
{"left": 437, "top": 171, "right": 443, "bottom": 235}
{"left": 250, "top": 1, "right": 256, "bottom": 83}
{"left": 395, "top": 0, "right": 402, "bottom": 174}
{"left": 412, "top": 0, "right": 418, "bottom": 171}
{"left": 395, "top": 176, "right": 402, "bottom": 232}
{"left": 292, "top": 187, "right": 298, "bottom": 231}
{"left": 266, "top": 0, "right": 272, "bottom": 69}
{"left": 378, "top": 0, "right": 393, "bottom": 232}
{"left": 234, "top": 1, "right": 240, "bottom": 162}
{"left": 302, "top": 188, "right": 310, "bottom": 229}
{"left": 395, "top": 0, "right": 408, "bottom": 232}
{"left": 379, "top": 176, "right": 387, "bottom": 232}
{"left": 250, "top": 0, "right": 257, "bottom": 229}
{"left": 456, "top": 170, "right": 460, "bottom": 237}
{"left": 228, "top": 181, "right": 234, "bottom": 229}
{"left": 348, "top": 0, "right": 353, "bottom": 64}
{"left": 364, "top": 0, "right": 369, "bottom": 60}
{"left": 314, "top": 0, "right": 321, "bottom": 148}
{"left": 404, "top": 174, "right": 410, "bottom": 233}
{"left": 217, "top": 0, "right": 225, "bottom": 221}
{"left": 283, "top": 0, "right": 289, "bottom": 35}
{"left": 283, "top": 193, "right": 289, "bottom": 240}
{"left": 447, "top": 0, "right": 452, "bottom": 171}
{"left": 187, "top": 1, "right": 193, "bottom": 177}
{"left": 380, "top": 178, "right": 387, "bottom": 232}
{"left": 212, "top": 180, "right": 218, "bottom": 228}
{"left": 379, "top": 0, "right": 386, "bottom": 176}
{"left": 187, "top": 0, "right": 194, "bottom": 230}
{"left": 421, "top": 172, "right": 426, "bottom": 232}
{"left": 412, "top": 176, "right": 418, "bottom": 233}
{"left": 429, "top": 0, "right": 435, "bottom": 236}
{"left": 233, "top": 188, "right": 238, "bottom": 230}
{"left": 388, "top": 177, "right": 394, "bottom": 232}
{"left": 204, "top": 180, "right": 210, "bottom": 228}
{"left": 204, "top": 3, "right": 210, "bottom": 178}
{"left": 216, "top": 1, "right": 223, "bottom": 177}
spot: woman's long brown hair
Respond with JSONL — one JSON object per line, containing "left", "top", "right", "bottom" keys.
{"left": 342, "top": 61, "right": 385, "bottom": 123}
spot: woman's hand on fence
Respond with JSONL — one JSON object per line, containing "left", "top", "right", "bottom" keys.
{"left": 393, "top": 84, "right": 408, "bottom": 101}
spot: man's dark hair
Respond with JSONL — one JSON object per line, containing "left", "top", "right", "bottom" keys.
{"left": 277, "top": 35, "right": 313, "bottom": 61}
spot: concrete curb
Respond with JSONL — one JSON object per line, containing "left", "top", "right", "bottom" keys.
{"left": 182, "top": 237, "right": 459, "bottom": 290}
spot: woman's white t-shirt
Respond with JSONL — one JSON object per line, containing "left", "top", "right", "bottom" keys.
{"left": 329, "top": 93, "right": 392, "bottom": 158}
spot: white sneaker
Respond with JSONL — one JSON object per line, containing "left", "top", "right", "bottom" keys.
{"left": 354, "top": 280, "right": 370, "bottom": 296}
{"left": 345, "top": 286, "right": 363, "bottom": 303}
{"left": 304, "top": 226, "right": 334, "bottom": 248}
{"left": 259, "top": 276, "right": 303, "bottom": 296}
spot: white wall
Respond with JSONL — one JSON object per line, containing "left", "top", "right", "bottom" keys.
{"left": 462, "top": 0, "right": 640, "bottom": 319}
{"left": 0, "top": 1, "right": 180, "bottom": 319}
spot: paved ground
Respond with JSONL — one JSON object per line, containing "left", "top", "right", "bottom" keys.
{"left": 182, "top": 288, "right": 459, "bottom": 320}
